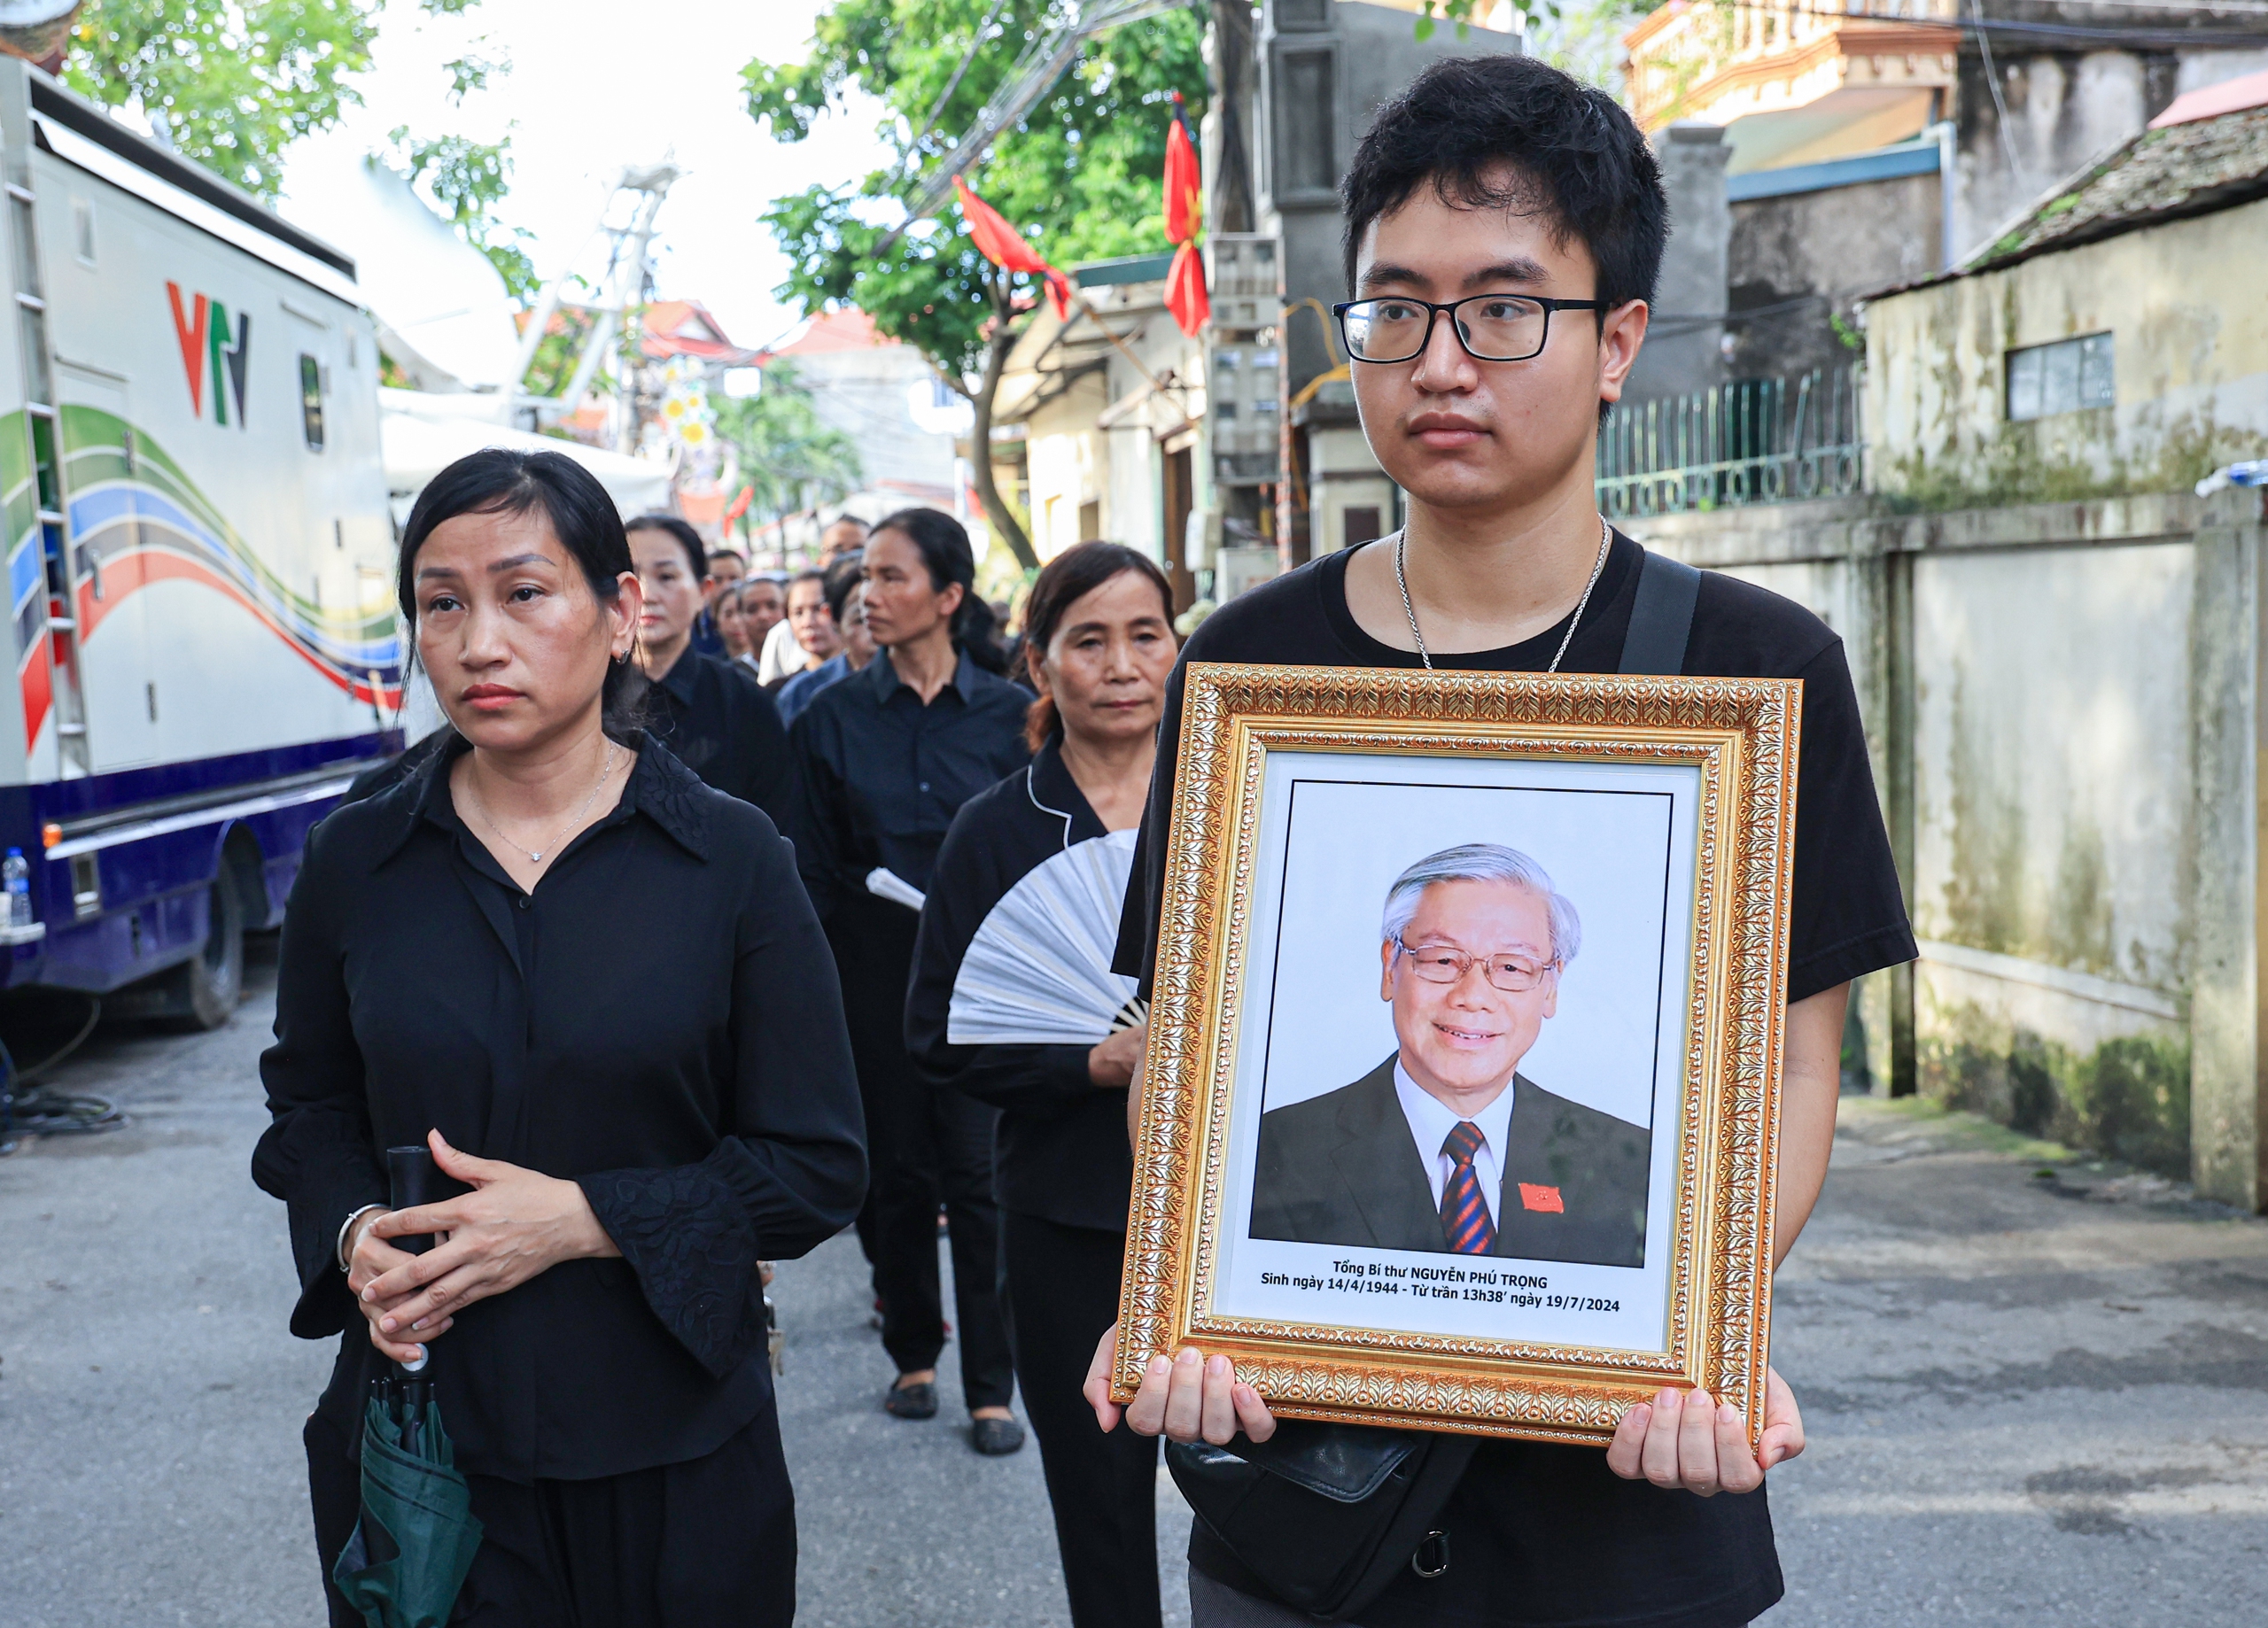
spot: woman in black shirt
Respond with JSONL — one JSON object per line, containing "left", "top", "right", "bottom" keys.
{"left": 254, "top": 449, "right": 865, "bottom": 1626}
{"left": 907, "top": 543, "right": 1179, "bottom": 1626}
{"left": 791, "top": 507, "right": 1031, "bottom": 1452}
{"left": 623, "top": 513, "right": 798, "bottom": 823}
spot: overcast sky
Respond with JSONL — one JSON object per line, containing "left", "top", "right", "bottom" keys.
{"left": 280, "top": 0, "right": 893, "bottom": 351}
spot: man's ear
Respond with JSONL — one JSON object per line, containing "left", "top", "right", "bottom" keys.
{"left": 1596, "top": 300, "right": 1651, "bottom": 407}
{"left": 1379, "top": 939, "right": 1397, "bottom": 1002}
{"left": 1542, "top": 968, "right": 1559, "bottom": 1020}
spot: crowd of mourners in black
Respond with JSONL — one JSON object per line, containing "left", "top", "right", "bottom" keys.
{"left": 252, "top": 49, "right": 1917, "bottom": 1628}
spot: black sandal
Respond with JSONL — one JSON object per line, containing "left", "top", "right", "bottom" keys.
{"left": 883, "top": 1379, "right": 938, "bottom": 1420}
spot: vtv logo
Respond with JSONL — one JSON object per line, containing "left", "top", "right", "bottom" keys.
{"left": 167, "top": 282, "right": 250, "bottom": 429}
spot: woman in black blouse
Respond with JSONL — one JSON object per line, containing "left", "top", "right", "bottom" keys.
{"left": 906, "top": 543, "right": 1179, "bottom": 1626}
{"left": 622, "top": 513, "right": 798, "bottom": 823}
{"left": 790, "top": 507, "right": 1031, "bottom": 1453}
{"left": 254, "top": 448, "right": 866, "bottom": 1625}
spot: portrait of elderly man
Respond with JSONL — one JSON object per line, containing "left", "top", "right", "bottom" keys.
{"left": 1248, "top": 843, "right": 1651, "bottom": 1267}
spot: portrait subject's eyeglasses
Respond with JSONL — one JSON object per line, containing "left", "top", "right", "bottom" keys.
{"left": 1392, "top": 935, "right": 1556, "bottom": 993}
{"left": 1332, "top": 295, "right": 1612, "bottom": 365}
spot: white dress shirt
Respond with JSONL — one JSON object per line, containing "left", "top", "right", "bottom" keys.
{"left": 1393, "top": 1062, "right": 1518, "bottom": 1230}
{"left": 757, "top": 616, "right": 806, "bottom": 684}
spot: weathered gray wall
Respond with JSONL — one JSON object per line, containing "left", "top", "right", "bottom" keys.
{"left": 1629, "top": 123, "right": 1729, "bottom": 404}
{"left": 1257, "top": 1, "right": 1524, "bottom": 404}
{"left": 1629, "top": 489, "right": 2268, "bottom": 1208}
{"left": 1951, "top": 35, "right": 2268, "bottom": 260}
{"left": 1727, "top": 173, "right": 1941, "bottom": 384}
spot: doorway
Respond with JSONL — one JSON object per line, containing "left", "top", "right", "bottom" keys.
{"left": 1161, "top": 443, "right": 1195, "bottom": 613}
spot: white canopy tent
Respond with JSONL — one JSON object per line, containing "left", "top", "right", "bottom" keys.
{"left": 381, "top": 392, "right": 673, "bottom": 523}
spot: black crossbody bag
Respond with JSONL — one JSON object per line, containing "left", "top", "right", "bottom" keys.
{"left": 1164, "top": 545, "right": 1703, "bottom": 1622}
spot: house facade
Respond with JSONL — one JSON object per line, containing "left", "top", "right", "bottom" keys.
{"left": 1614, "top": 74, "right": 2268, "bottom": 1212}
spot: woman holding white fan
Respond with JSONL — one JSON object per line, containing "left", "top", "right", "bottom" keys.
{"left": 906, "top": 542, "right": 1180, "bottom": 1628}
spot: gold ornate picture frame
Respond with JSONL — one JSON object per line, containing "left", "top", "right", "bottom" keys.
{"left": 1113, "top": 663, "right": 1800, "bottom": 1448}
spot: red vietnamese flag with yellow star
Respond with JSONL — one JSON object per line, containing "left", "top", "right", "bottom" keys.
{"left": 954, "top": 176, "right": 1072, "bottom": 319}
{"left": 1163, "top": 92, "right": 1208, "bottom": 337}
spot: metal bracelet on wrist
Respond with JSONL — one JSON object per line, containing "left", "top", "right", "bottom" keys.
{"left": 337, "top": 1204, "right": 386, "bottom": 1273}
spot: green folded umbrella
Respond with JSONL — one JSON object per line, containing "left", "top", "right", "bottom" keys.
{"left": 332, "top": 1376, "right": 484, "bottom": 1628}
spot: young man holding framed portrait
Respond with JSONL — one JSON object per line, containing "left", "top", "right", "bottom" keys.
{"left": 1086, "top": 53, "right": 1916, "bottom": 1628}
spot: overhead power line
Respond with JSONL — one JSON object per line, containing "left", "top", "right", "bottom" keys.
{"left": 1716, "top": 0, "right": 2268, "bottom": 42}
{"left": 899, "top": 0, "right": 1200, "bottom": 223}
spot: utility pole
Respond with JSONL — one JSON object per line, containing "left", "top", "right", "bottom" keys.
{"left": 1208, "top": 0, "right": 1256, "bottom": 236}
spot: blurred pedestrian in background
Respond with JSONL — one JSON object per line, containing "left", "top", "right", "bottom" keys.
{"left": 757, "top": 514, "right": 869, "bottom": 679}
{"left": 740, "top": 574, "right": 788, "bottom": 665}
{"left": 761, "top": 568, "right": 840, "bottom": 686}
{"left": 908, "top": 542, "right": 1177, "bottom": 1623}
{"left": 790, "top": 507, "right": 1031, "bottom": 1454}
{"left": 775, "top": 552, "right": 870, "bottom": 726}
{"left": 715, "top": 580, "right": 757, "bottom": 663}
{"left": 819, "top": 513, "right": 869, "bottom": 562}
{"left": 685, "top": 546, "right": 742, "bottom": 657}
{"left": 255, "top": 447, "right": 865, "bottom": 1625}
{"left": 624, "top": 516, "right": 797, "bottom": 826}
{"left": 841, "top": 576, "right": 878, "bottom": 671}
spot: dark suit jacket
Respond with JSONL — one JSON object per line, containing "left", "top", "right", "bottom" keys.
{"left": 1248, "top": 1057, "right": 1651, "bottom": 1268}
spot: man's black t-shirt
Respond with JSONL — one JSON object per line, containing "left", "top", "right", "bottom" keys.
{"left": 1113, "top": 532, "right": 1916, "bottom": 1628}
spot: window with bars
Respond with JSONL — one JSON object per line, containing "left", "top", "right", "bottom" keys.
{"left": 2007, "top": 333, "right": 2114, "bottom": 422}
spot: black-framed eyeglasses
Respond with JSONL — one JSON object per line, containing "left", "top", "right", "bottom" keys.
{"left": 1391, "top": 935, "right": 1557, "bottom": 993}
{"left": 1332, "top": 294, "right": 1611, "bottom": 365}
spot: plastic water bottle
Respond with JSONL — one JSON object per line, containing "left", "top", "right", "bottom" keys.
{"left": 4, "top": 848, "right": 30, "bottom": 930}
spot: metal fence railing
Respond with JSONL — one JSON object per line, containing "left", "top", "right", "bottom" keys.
{"left": 1596, "top": 367, "right": 1865, "bottom": 520}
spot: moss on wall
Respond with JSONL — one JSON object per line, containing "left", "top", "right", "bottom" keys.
{"left": 1921, "top": 1008, "right": 2191, "bottom": 1176}
{"left": 1882, "top": 406, "right": 2268, "bottom": 513}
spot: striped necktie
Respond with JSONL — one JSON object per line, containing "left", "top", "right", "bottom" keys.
{"left": 1440, "top": 1120, "right": 1495, "bottom": 1254}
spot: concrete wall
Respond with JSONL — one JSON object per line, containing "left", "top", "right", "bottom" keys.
{"left": 1258, "top": 1, "right": 1523, "bottom": 402}
{"left": 1628, "top": 488, "right": 2268, "bottom": 1208}
{"left": 1631, "top": 123, "right": 1731, "bottom": 403}
{"left": 791, "top": 340, "right": 959, "bottom": 505}
{"left": 1726, "top": 172, "right": 1940, "bottom": 384}
{"left": 1867, "top": 197, "right": 2268, "bottom": 507}
{"left": 1952, "top": 41, "right": 2268, "bottom": 260}
{"left": 1025, "top": 371, "right": 1109, "bottom": 561}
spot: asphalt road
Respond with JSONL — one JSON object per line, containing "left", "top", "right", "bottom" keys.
{"left": 1, "top": 948, "right": 2263, "bottom": 1626}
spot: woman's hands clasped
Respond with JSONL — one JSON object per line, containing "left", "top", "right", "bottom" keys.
{"left": 1083, "top": 1320, "right": 1805, "bottom": 1495}
{"left": 346, "top": 1129, "right": 620, "bottom": 1364}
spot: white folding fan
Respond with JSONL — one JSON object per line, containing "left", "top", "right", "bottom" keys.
{"left": 948, "top": 829, "right": 1147, "bottom": 1046}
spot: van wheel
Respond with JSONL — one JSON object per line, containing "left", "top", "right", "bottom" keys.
{"left": 169, "top": 878, "right": 245, "bottom": 1031}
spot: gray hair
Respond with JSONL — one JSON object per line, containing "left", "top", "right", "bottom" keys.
{"left": 1379, "top": 843, "right": 1581, "bottom": 968}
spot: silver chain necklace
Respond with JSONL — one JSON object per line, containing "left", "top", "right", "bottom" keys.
{"left": 1394, "top": 516, "right": 1612, "bottom": 674}
{"left": 467, "top": 741, "right": 620, "bottom": 866}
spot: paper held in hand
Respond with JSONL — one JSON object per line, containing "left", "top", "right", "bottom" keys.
{"left": 865, "top": 868, "right": 927, "bottom": 911}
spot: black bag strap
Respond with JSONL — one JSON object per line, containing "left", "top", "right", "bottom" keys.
{"left": 1617, "top": 547, "right": 1702, "bottom": 677}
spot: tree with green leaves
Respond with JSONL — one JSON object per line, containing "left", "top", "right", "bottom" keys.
{"left": 712, "top": 363, "right": 863, "bottom": 554}
{"left": 745, "top": 1, "right": 1205, "bottom": 570}
{"left": 386, "top": 128, "right": 538, "bottom": 302}
{"left": 61, "top": 1, "right": 423, "bottom": 200}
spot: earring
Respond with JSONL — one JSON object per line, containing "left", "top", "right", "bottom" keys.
{"left": 614, "top": 648, "right": 631, "bottom": 665}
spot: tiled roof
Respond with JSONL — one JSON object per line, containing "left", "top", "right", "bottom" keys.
{"left": 753, "top": 307, "right": 896, "bottom": 360}
{"left": 1973, "top": 101, "right": 2268, "bottom": 274}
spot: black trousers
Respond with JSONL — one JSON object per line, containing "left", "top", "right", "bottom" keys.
{"left": 306, "top": 1405, "right": 795, "bottom": 1627}
{"left": 1002, "top": 1210, "right": 1162, "bottom": 1628}
{"left": 833, "top": 899, "right": 1015, "bottom": 1412}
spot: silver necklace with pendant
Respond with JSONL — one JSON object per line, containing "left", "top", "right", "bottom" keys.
{"left": 469, "top": 741, "right": 620, "bottom": 866}
{"left": 1393, "top": 516, "right": 1612, "bottom": 673}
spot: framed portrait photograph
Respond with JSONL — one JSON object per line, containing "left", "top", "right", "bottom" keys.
{"left": 1113, "top": 663, "right": 1801, "bottom": 1447}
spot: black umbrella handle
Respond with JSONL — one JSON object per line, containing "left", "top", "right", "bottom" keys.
{"left": 384, "top": 1143, "right": 471, "bottom": 1383}
{"left": 385, "top": 1143, "right": 471, "bottom": 1255}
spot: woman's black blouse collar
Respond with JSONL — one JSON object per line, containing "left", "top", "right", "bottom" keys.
{"left": 862, "top": 646, "right": 989, "bottom": 705}
{"left": 367, "top": 729, "right": 714, "bottom": 870}
{"left": 1026, "top": 733, "right": 1108, "bottom": 849}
